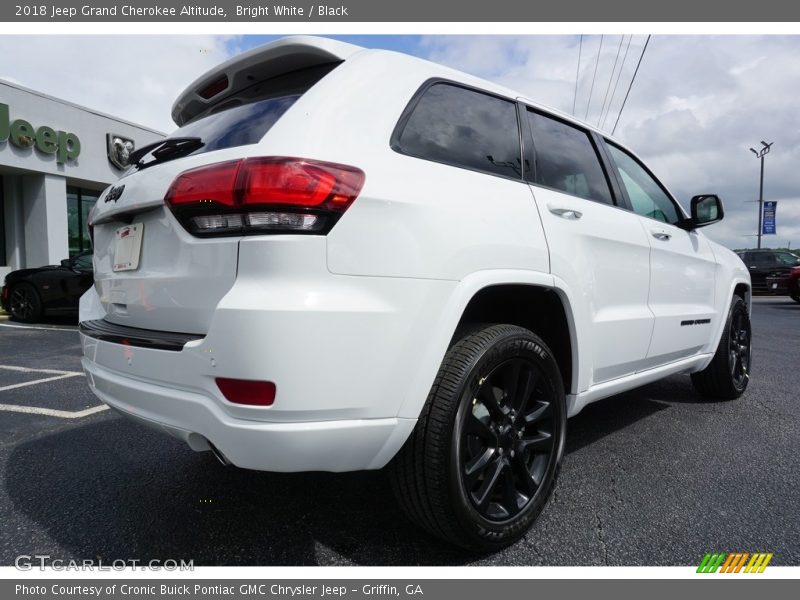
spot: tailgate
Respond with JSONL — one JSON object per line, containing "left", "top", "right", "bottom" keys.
{"left": 91, "top": 161, "right": 239, "bottom": 335}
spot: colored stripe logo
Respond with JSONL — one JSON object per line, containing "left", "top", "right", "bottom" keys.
{"left": 697, "top": 552, "right": 773, "bottom": 573}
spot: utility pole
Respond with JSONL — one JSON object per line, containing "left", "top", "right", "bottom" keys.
{"left": 750, "top": 141, "right": 773, "bottom": 249}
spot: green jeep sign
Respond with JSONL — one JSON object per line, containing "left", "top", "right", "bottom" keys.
{"left": 0, "top": 102, "right": 81, "bottom": 164}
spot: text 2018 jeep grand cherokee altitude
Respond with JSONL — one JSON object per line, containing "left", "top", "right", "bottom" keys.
{"left": 79, "top": 36, "right": 752, "bottom": 551}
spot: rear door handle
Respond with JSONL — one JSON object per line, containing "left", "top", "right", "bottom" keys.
{"left": 651, "top": 229, "right": 672, "bottom": 241}
{"left": 548, "top": 206, "right": 582, "bottom": 220}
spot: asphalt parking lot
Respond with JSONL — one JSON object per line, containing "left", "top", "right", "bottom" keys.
{"left": 0, "top": 297, "right": 798, "bottom": 567}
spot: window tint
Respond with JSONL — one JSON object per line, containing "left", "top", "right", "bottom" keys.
{"left": 73, "top": 253, "right": 93, "bottom": 269}
{"left": 171, "top": 94, "right": 300, "bottom": 155}
{"left": 394, "top": 83, "right": 522, "bottom": 179}
{"left": 776, "top": 252, "right": 800, "bottom": 266}
{"left": 67, "top": 187, "right": 100, "bottom": 257}
{"left": 606, "top": 143, "right": 680, "bottom": 224}
{"left": 751, "top": 253, "right": 775, "bottom": 266}
{"left": 526, "top": 110, "right": 613, "bottom": 204}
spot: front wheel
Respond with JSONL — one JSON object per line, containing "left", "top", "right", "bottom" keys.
{"left": 690, "top": 296, "right": 751, "bottom": 399}
{"left": 388, "top": 324, "right": 566, "bottom": 552}
{"left": 8, "top": 283, "right": 43, "bottom": 323}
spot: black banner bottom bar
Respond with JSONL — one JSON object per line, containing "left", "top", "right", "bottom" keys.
{"left": 4, "top": 579, "right": 797, "bottom": 600}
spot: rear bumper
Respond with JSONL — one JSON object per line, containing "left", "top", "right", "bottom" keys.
{"left": 79, "top": 236, "right": 457, "bottom": 472}
{"left": 765, "top": 275, "right": 799, "bottom": 295}
{"left": 82, "top": 346, "right": 416, "bottom": 472}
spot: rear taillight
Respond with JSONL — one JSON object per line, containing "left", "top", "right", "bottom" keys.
{"left": 165, "top": 157, "right": 365, "bottom": 237}
{"left": 791, "top": 266, "right": 800, "bottom": 276}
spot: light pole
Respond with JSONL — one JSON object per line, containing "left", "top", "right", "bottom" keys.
{"left": 750, "top": 141, "right": 773, "bottom": 249}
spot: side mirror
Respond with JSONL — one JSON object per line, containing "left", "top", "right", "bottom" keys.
{"left": 679, "top": 194, "right": 724, "bottom": 230}
{"left": 60, "top": 258, "right": 72, "bottom": 268}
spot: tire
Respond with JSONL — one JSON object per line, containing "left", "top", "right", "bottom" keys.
{"left": 8, "top": 282, "right": 43, "bottom": 323}
{"left": 690, "top": 296, "right": 751, "bottom": 400}
{"left": 791, "top": 294, "right": 800, "bottom": 304}
{"left": 388, "top": 324, "right": 566, "bottom": 552}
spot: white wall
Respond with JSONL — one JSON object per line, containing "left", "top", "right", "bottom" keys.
{"left": 22, "top": 174, "right": 68, "bottom": 268}
{"left": 0, "top": 79, "right": 165, "bottom": 275}
{"left": 0, "top": 80, "right": 164, "bottom": 183}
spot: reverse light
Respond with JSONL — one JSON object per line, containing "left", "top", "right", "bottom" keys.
{"left": 246, "top": 212, "right": 318, "bottom": 230}
{"left": 165, "top": 157, "right": 365, "bottom": 237}
{"left": 216, "top": 378, "right": 276, "bottom": 406}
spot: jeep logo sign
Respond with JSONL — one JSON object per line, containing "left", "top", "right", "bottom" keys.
{"left": 0, "top": 102, "right": 81, "bottom": 164}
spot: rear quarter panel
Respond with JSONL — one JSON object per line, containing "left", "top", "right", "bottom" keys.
{"left": 259, "top": 51, "right": 550, "bottom": 281}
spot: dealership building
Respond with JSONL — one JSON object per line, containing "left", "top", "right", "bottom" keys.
{"left": 0, "top": 79, "right": 165, "bottom": 278}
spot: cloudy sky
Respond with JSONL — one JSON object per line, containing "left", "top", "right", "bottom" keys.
{"left": 1, "top": 34, "right": 797, "bottom": 250}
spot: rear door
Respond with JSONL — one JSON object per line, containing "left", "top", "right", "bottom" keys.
{"left": 521, "top": 106, "right": 655, "bottom": 385}
{"left": 602, "top": 140, "right": 718, "bottom": 365}
{"left": 751, "top": 252, "right": 778, "bottom": 292}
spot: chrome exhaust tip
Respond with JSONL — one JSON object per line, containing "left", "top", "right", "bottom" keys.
{"left": 208, "top": 442, "right": 231, "bottom": 466}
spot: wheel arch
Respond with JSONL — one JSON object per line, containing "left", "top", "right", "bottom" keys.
{"left": 396, "top": 270, "right": 582, "bottom": 421}
{"left": 696, "top": 277, "right": 751, "bottom": 372}
{"left": 452, "top": 284, "right": 576, "bottom": 396}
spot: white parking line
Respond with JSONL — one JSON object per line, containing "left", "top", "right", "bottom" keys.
{"left": 0, "top": 365, "right": 83, "bottom": 375}
{"left": 0, "top": 365, "right": 85, "bottom": 392}
{"left": 0, "top": 403, "right": 108, "bottom": 418}
{"left": 0, "top": 373, "right": 84, "bottom": 392}
{"left": 0, "top": 322, "right": 77, "bottom": 331}
{"left": 0, "top": 364, "right": 105, "bottom": 419}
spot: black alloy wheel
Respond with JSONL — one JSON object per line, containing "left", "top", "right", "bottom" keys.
{"left": 691, "top": 295, "right": 751, "bottom": 399}
{"left": 457, "top": 357, "right": 556, "bottom": 522}
{"left": 389, "top": 324, "right": 566, "bottom": 551}
{"left": 728, "top": 308, "right": 751, "bottom": 391}
{"left": 8, "top": 283, "right": 43, "bottom": 323}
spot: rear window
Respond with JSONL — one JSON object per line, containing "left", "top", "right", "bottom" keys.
{"left": 165, "top": 63, "right": 341, "bottom": 157}
{"left": 392, "top": 82, "right": 522, "bottom": 180}
{"left": 169, "top": 94, "right": 300, "bottom": 155}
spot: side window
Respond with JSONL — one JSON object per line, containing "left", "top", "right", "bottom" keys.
{"left": 752, "top": 253, "right": 774, "bottom": 267}
{"left": 526, "top": 110, "right": 613, "bottom": 204}
{"left": 606, "top": 143, "right": 680, "bottom": 224}
{"left": 393, "top": 83, "right": 522, "bottom": 179}
{"left": 74, "top": 254, "right": 93, "bottom": 269}
{"left": 776, "top": 252, "right": 800, "bottom": 266}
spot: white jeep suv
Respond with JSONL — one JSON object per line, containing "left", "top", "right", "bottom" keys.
{"left": 80, "top": 36, "right": 752, "bottom": 551}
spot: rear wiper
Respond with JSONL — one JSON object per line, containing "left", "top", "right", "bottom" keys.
{"left": 129, "top": 137, "right": 205, "bottom": 170}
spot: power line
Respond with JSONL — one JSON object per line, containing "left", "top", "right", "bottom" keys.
{"left": 601, "top": 34, "right": 633, "bottom": 130}
{"left": 597, "top": 34, "right": 625, "bottom": 127}
{"left": 584, "top": 34, "right": 604, "bottom": 121}
{"left": 612, "top": 34, "right": 651, "bottom": 135}
{"left": 572, "top": 34, "right": 583, "bottom": 116}
{"left": 601, "top": 34, "right": 631, "bottom": 130}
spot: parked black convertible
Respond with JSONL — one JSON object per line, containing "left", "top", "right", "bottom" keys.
{"left": 1, "top": 252, "right": 93, "bottom": 323}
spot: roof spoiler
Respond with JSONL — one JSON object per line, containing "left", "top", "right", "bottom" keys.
{"left": 171, "top": 36, "right": 364, "bottom": 127}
